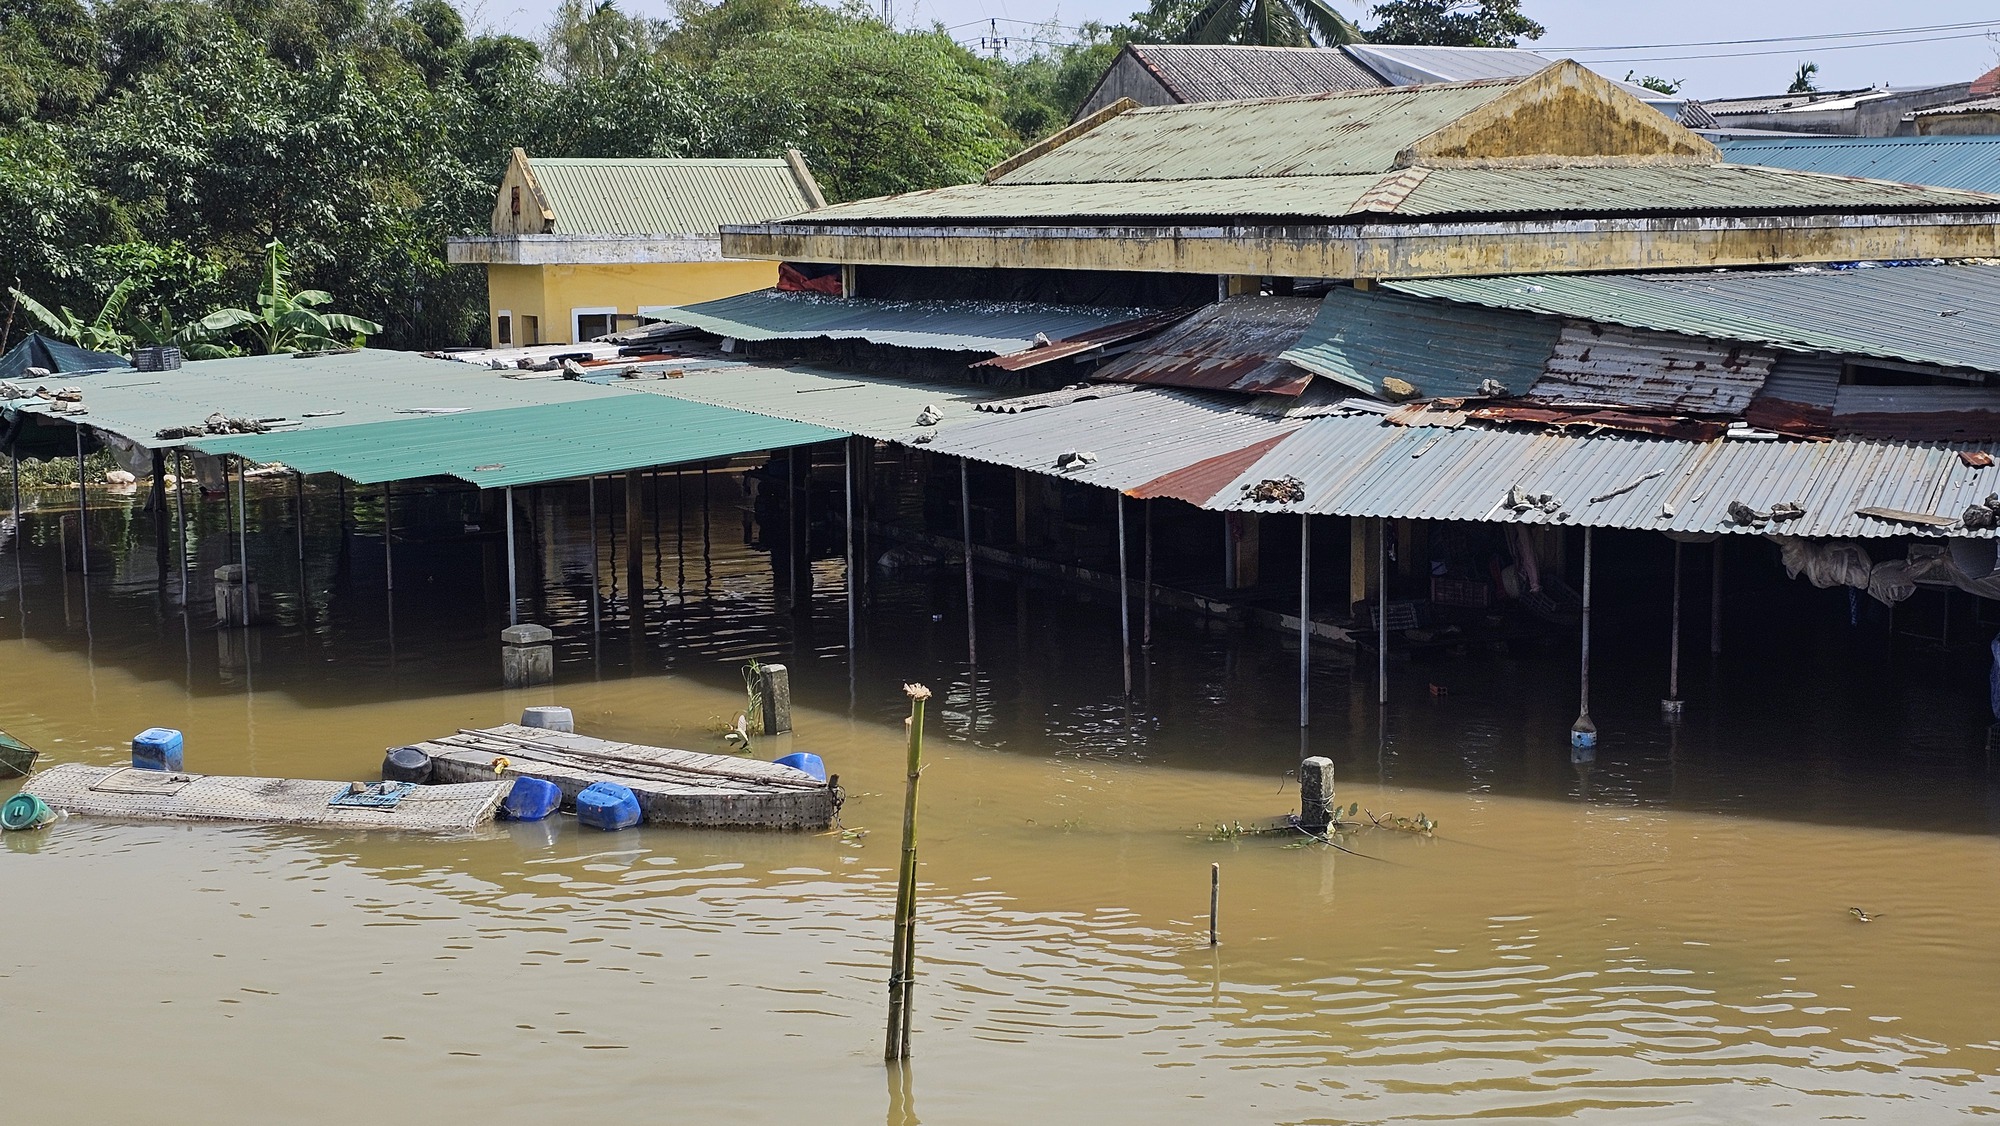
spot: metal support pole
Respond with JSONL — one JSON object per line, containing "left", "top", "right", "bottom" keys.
{"left": 293, "top": 472, "right": 305, "bottom": 567}
{"left": 786, "top": 451, "right": 798, "bottom": 607}
{"left": 1572, "top": 528, "right": 1597, "bottom": 749}
{"left": 505, "top": 485, "right": 518, "bottom": 626}
{"left": 75, "top": 427, "right": 88, "bottom": 575}
{"left": 174, "top": 451, "right": 187, "bottom": 605}
{"left": 1663, "top": 539, "right": 1684, "bottom": 719}
{"left": 1299, "top": 513, "right": 1310, "bottom": 728}
{"left": 1377, "top": 520, "right": 1387, "bottom": 706}
{"left": 381, "top": 482, "right": 392, "bottom": 594}
{"left": 237, "top": 458, "right": 250, "bottom": 590}
{"left": 845, "top": 439, "right": 856, "bottom": 658}
{"left": 1143, "top": 500, "right": 1153, "bottom": 649}
{"left": 961, "top": 457, "right": 976, "bottom": 671}
{"left": 588, "top": 477, "right": 601, "bottom": 635}
{"left": 1117, "top": 494, "right": 1132, "bottom": 697}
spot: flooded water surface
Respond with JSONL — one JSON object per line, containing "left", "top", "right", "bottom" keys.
{"left": 4, "top": 473, "right": 2000, "bottom": 1123}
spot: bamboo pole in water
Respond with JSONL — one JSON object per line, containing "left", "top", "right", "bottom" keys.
{"left": 75, "top": 427, "right": 88, "bottom": 576}
{"left": 1209, "top": 863, "right": 1220, "bottom": 947}
{"left": 885, "top": 682, "right": 931, "bottom": 1062}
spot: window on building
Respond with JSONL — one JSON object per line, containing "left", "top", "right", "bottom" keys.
{"left": 522, "top": 315, "right": 539, "bottom": 345}
{"left": 496, "top": 313, "right": 512, "bottom": 345}
{"left": 573, "top": 310, "right": 617, "bottom": 341}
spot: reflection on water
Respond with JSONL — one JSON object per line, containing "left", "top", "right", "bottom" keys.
{"left": 3, "top": 473, "right": 2000, "bottom": 1122}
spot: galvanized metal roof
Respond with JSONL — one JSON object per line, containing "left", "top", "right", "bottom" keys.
{"left": 1389, "top": 265, "right": 2000, "bottom": 377}
{"left": 1527, "top": 322, "right": 1775, "bottom": 415}
{"left": 1281, "top": 286, "right": 1559, "bottom": 400}
{"left": 1094, "top": 297, "right": 1319, "bottom": 396}
{"left": 191, "top": 395, "right": 839, "bottom": 488}
{"left": 1915, "top": 94, "right": 2000, "bottom": 117}
{"left": 995, "top": 80, "right": 1517, "bottom": 184}
{"left": 1720, "top": 136, "right": 2000, "bottom": 194}
{"left": 1700, "top": 88, "right": 1880, "bottom": 117}
{"left": 656, "top": 291, "right": 1158, "bottom": 353}
{"left": 1129, "top": 44, "right": 1384, "bottom": 102}
{"left": 1343, "top": 43, "right": 1553, "bottom": 85}
{"left": 914, "top": 387, "right": 1306, "bottom": 500}
{"left": 10, "top": 349, "right": 639, "bottom": 450}
{"left": 1207, "top": 411, "right": 2000, "bottom": 538}
{"left": 620, "top": 361, "right": 1009, "bottom": 441}
{"left": 529, "top": 157, "right": 816, "bottom": 236}
{"left": 793, "top": 175, "right": 1385, "bottom": 223}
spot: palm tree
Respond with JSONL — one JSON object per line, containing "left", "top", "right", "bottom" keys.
{"left": 7, "top": 278, "right": 141, "bottom": 354}
{"left": 199, "top": 241, "right": 383, "bottom": 355}
{"left": 1166, "top": 0, "right": 1364, "bottom": 47}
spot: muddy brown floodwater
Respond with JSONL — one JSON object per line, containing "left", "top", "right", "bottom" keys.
{"left": 3, "top": 476, "right": 2000, "bottom": 1123}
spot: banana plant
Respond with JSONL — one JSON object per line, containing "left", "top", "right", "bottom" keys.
{"left": 129, "top": 307, "right": 237, "bottom": 360}
{"left": 199, "top": 241, "right": 383, "bottom": 355}
{"left": 7, "top": 278, "right": 141, "bottom": 354}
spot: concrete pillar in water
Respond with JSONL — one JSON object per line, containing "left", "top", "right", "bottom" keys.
{"left": 1572, "top": 527, "right": 1597, "bottom": 750}
{"left": 214, "top": 564, "right": 256, "bottom": 626}
{"left": 625, "top": 471, "right": 645, "bottom": 605}
{"left": 759, "top": 663, "right": 792, "bottom": 735}
{"left": 501, "top": 623, "right": 554, "bottom": 688}
{"left": 1298, "top": 756, "right": 1335, "bottom": 833}
{"left": 1224, "top": 513, "right": 1259, "bottom": 589}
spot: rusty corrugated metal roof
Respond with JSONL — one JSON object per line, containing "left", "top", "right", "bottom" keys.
{"left": 1131, "top": 45, "right": 1384, "bottom": 103}
{"left": 973, "top": 309, "right": 1194, "bottom": 371}
{"left": 655, "top": 291, "right": 1160, "bottom": 354}
{"left": 1832, "top": 386, "right": 2000, "bottom": 441}
{"left": 1526, "top": 322, "right": 1776, "bottom": 415}
{"left": 1204, "top": 411, "right": 2000, "bottom": 538}
{"left": 1282, "top": 286, "right": 1558, "bottom": 400}
{"left": 1094, "top": 297, "right": 1319, "bottom": 396}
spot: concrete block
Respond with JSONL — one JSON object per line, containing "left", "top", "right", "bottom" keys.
{"left": 759, "top": 663, "right": 792, "bottom": 735}
{"left": 521, "top": 705, "right": 574, "bottom": 733}
{"left": 503, "top": 643, "right": 553, "bottom": 688}
{"left": 1299, "top": 756, "right": 1335, "bottom": 833}
{"left": 501, "top": 623, "right": 553, "bottom": 645}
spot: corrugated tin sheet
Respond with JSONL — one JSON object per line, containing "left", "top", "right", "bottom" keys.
{"left": 657, "top": 291, "right": 1157, "bottom": 353}
{"left": 1721, "top": 136, "right": 2000, "bottom": 194}
{"left": 1527, "top": 322, "right": 1775, "bottom": 414}
{"left": 1913, "top": 94, "right": 2000, "bottom": 117}
{"left": 11, "top": 349, "right": 640, "bottom": 450}
{"left": 1343, "top": 43, "right": 1552, "bottom": 85}
{"left": 1831, "top": 385, "right": 2000, "bottom": 441}
{"left": 791, "top": 174, "right": 1384, "bottom": 223}
{"left": 623, "top": 362, "right": 1008, "bottom": 440}
{"left": 972, "top": 383, "right": 1142, "bottom": 413}
{"left": 1391, "top": 163, "right": 2000, "bottom": 215}
{"left": 1389, "top": 264, "right": 2000, "bottom": 377}
{"left": 1094, "top": 297, "right": 1319, "bottom": 396}
{"left": 1702, "top": 88, "right": 1879, "bottom": 117}
{"left": 1132, "top": 44, "right": 1383, "bottom": 102}
{"left": 1281, "top": 286, "right": 1558, "bottom": 400}
{"left": 1745, "top": 353, "right": 1840, "bottom": 433}
{"left": 191, "top": 395, "right": 840, "bottom": 488}
{"left": 1206, "top": 412, "right": 2000, "bottom": 538}
{"left": 1130, "top": 431, "right": 1295, "bottom": 504}
{"left": 529, "top": 158, "right": 815, "bottom": 235}
{"left": 973, "top": 309, "right": 1192, "bottom": 371}
{"left": 915, "top": 388, "right": 1305, "bottom": 500}
{"left": 994, "top": 80, "right": 1517, "bottom": 184}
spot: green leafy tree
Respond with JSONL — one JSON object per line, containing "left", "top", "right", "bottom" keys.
{"left": 1788, "top": 61, "right": 1819, "bottom": 94}
{"left": 1624, "top": 71, "right": 1683, "bottom": 96}
{"left": 1366, "top": 0, "right": 1543, "bottom": 47}
{"left": 1141, "top": 0, "right": 1364, "bottom": 47}
{"left": 7, "top": 277, "right": 140, "bottom": 353}
{"left": 199, "top": 241, "right": 383, "bottom": 354}
{"left": 544, "top": 0, "right": 666, "bottom": 79}
{"left": 991, "top": 23, "right": 1129, "bottom": 141}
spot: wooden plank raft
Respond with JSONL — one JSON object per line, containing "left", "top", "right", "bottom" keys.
{"left": 23, "top": 763, "right": 511, "bottom": 831}
{"left": 416, "top": 724, "right": 837, "bottom": 831}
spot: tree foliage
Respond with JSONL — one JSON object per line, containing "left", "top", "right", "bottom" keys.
{"left": 1366, "top": 0, "right": 1543, "bottom": 47}
{"left": 1148, "top": 0, "right": 1363, "bottom": 48}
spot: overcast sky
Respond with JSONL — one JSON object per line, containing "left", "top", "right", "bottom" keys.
{"left": 469, "top": 0, "right": 2000, "bottom": 101}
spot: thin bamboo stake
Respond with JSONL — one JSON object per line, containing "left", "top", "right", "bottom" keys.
{"left": 1209, "top": 863, "right": 1220, "bottom": 947}
{"left": 886, "top": 682, "right": 931, "bottom": 1062}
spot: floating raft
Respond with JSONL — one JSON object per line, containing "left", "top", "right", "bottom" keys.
{"left": 0, "top": 729, "right": 38, "bottom": 779}
{"left": 23, "top": 763, "right": 511, "bottom": 831}
{"left": 417, "top": 725, "right": 837, "bottom": 830}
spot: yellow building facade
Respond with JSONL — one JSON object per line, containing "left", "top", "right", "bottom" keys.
{"left": 448, "top": 148, "right": 824, "bottom": 347}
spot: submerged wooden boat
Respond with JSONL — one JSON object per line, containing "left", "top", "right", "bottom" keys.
{"left": 417, "top": 724, "right": 837, "bottom": 830}
{"left": 23, "top": 763, "right": 511, "bottom": 831}
{"left": 0, "top": 730, "right": 38, "bottom": 779}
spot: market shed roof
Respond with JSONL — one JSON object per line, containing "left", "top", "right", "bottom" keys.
{"left": 655, "top": 291, "right": 1160, "bottom": 353}
{"left": 1209, "top": 412, "right": 2000, "bottom": 538}
{"left": 1283, "top": 286, "right": 1559, "bottom": 400}
{"left": 616, "top": 360, "right": 1010, "bottom": 440}
{"left": 1115, "top": 44, "right": 1383, "bottom": 104}
{"left": 527, "top": 156, "right": 821, "bottom": 236}
{"left": 1388, "top": 264, "right": 2000, "bottom": 377}
{"left": 1720, "top": 135, "right": 2000, "bottom": 195}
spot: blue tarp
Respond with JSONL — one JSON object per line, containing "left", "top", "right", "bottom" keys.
{"left": 0, "top": 333, "right": 126, "bottom": 380}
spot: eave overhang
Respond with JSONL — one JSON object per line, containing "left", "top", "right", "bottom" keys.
{"left": 446, "top": 233, "right": 729, "bottom": 266}
{"left": 721, "top": 210, "right": 2000, "bottom": 280}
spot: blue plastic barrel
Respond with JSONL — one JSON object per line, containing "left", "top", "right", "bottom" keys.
{"left": 132, "top": 728, "right": 184, "bottom": 772}
{"left": 575, "top": 782, "right": 641, "bottom": 831}
{"left": 499, "top": 777, "right": 561, "bottom": 822}
{"left": 773, "top": 752, "right": 826, "bottom": 782}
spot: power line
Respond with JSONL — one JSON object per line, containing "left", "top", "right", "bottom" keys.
{"left": 1544, "top": 18, "right": 2000, "bottom": 53}
{"left": 1585, "top": 29, "right": 2000, "bottom": 66}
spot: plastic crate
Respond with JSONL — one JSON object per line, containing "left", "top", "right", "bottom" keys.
{"left": 132, "top": 345, "right": 182, "bottom": 372}
{"left": 1431, "top": 576, "right": 1491, "bottom": 609}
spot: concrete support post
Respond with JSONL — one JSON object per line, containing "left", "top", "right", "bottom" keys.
{"left": 961, "top": 458, "right": 976, "bottom": 671}
{"left": 501, "top": 623, "right": 554, "bottom": 687}
{"left": 1664, "top": 539, "right": 1684, "bottom": 720}
{"left": 214, "top": 564, "right": 256, "bottom": 626}
{"left": 1014, "top": 469, "right": 1029, "bottom": 547}
{"left": 75, "top": 426, "right": 88, "bottom": 576}
{"left": 1710, "top": 538, "right": 1723, "bottom": 656}
{"left": 759, "top": 662, "right": 792, "bottom": 735}
{"left": 1572, "top": 527, "right": 1598, "bottom": 749}
{"left": 504, "top": 485, "right": 519, "bottom": 627}
{"left": 1225, "top": 513, "right": 1259, "bottom": 589}
{"left": 1299, "top": 756, "right": 1335, "bottom": 832}
{"left": 1117, "top": 494, "right": 1132, "bottom": 697}
{"left": 625, "top": 470, "right": 645, "bottom": 605}
{"left": 1299, "top": 513, "right": 1310, "bottom": 728}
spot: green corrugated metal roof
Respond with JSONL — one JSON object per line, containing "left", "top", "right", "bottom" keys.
{"left": 1721, "top": 136, "right": 2000, "bottom": 195}
{"left": 659, "top": 291, "right": 1160, "bottom": 353}
{"left": 1282, "top": 287, "right": 1560, "bottom": 399}
{"left": 190, "top": 395, "right": 839, "bottom": 487}
{"left": 1387, "top": 264, "right": 2000, "bottom": 376}
{"left": 11, "top": 349, "right": 638, "bottom": 449}
{"left": 998, "top": 80, "right": 1515, "bottom": 184}
{"left": 794, "top": 175, "right": 1384, "bottom": 223}
{"left": 625, "top": 362, "right": 1010, "bottom": 439}
{"left": 531, "top": 158, "right": 816, "bottom": 236}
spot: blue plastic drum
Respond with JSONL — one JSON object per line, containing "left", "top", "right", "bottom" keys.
{"left": 498, "top": 776, "right": 562, "bottom": 822}
{"left": 575, "top": 782, "right": 641, "bottom": 831}
{"left": 132, "top": 728, "right": 184, "bottom": 772}
{"left": 773, "top": 752, "right": 826, "bottom": 782}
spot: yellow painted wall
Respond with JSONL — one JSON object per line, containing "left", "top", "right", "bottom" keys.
{"left": 483, "top": 260, "right": 779, "bottom": 345}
